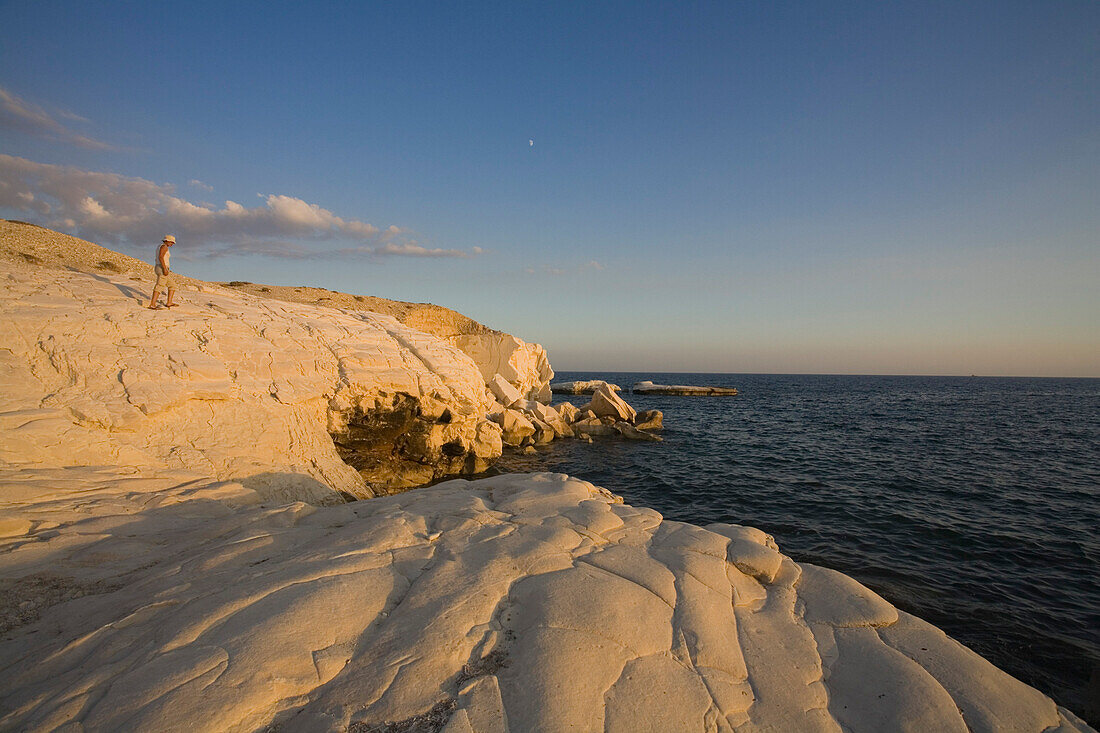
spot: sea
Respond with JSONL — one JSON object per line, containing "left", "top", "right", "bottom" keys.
{"left": 492, "top": 372, "right": 1100, "bottom": 723}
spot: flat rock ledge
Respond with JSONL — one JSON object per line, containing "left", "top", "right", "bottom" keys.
{"left": 0, "top": 472, "right": 1089, "bottom": 732}
{"left": 633, "top": 380, "right": 739, "bottom": 395}
{"left": 551, "top": 380, "right": 622, "bottom": 395}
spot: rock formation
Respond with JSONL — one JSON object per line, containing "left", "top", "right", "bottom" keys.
{"left": 1, "top": 220, "right": 554, "bottom": 423}
{"left": 633, "top": 380, "right": 739, "bottom": 395}
{"left": 453, "top": 332, "right": 554, "bottom": 402}
{"left": 634, "top": 409, "right": 664, "bottom": 431}
{"left": 0, "top": 222, "right": 1092, "bottom": 731}
{"left": 0, "top": 253, "right": 500, "bottom": 498}
{"left": 0, "top": 473, "right": 1089, "bottom": 732}
{"left": 552, "top": 380, "right": 622, "bottom": 395}
{"left": 583, "top": 384, "right": 638, "bottom": 423}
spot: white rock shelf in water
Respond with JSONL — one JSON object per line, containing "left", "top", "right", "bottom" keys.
{"left": 0, "top": 472, "right": 1089, "bottom": 732}
{"left": 551, "top": 380, "right": 622, "bottom": 394}
{"left": 633, "top": 380, "right": 739, "bottom": 395}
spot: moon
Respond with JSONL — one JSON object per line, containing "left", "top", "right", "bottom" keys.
{"left": 529, "top": 139, "right": 534, "bottom": 147}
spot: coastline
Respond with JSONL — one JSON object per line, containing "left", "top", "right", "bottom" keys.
{"left": 0, "top": 226, "right": 1094, "bottom": 730}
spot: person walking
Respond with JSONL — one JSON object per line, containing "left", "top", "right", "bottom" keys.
{"left": 148, "top": 235, "right": 178, "bottom": 309}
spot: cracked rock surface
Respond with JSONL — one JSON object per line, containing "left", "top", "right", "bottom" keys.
{"left": 0, "top": 258, "right": 500, "bottom": 499}
{"left": 0, "top": 471, "right": 1090, "bottom": 732}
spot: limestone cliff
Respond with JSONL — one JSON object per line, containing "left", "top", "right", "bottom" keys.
{"left": 0, "top": 254, "right": 501, "bottom": 499}
{"left": 0, "top": 219, "right": 555, "bottom": 408}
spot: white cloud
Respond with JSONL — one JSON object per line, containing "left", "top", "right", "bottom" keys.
{"left": 188, "top": 179, "right": 214, "bottom": 191}
{"left": 0, "top": 154, "right": 479, "bottom": 260}
{"left": 0, "top": 86, "right": 116, "bottom": 151}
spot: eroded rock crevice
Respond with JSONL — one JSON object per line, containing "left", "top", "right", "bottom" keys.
{"left": 330, "top": 393, "right": 498, "bottom": 494}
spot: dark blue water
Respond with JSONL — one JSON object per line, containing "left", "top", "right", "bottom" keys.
{"left": 494, "top": 372, "right": 1100, "bottom": 722}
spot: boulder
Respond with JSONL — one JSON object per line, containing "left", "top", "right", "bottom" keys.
{"left": 588, "top": 385, "right": 637, "bottom": 423}
{"left": 572, "top": 417, "right": 620, "bottom": 438}
{"left": 528, "top": 402, "right": 573, "bottom": 439}
{"left": 556, "top": 402, "right": 580, "bottom": 424}
{"left": 488, "top": 374, "right": 524, "bottom": 407}
{"left": 498, "top": 409, "right": 536, "bottom": 446}
{"left": 469, "top": 421, "right": 504, "bottom": 471}
{"left": 616, "top": 422, "right": 663, "bottom": 442}
{"left": 634, "top": 409, "right": 664, "bottom": 431}
{"left": 530, "top": 402, "right": 561, "bottom": 424}
{"left": 529, "top": 418, "right": 556, "bottom": 445}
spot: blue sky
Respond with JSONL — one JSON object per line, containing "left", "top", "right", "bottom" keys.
{"left": 2, "top": 1, "right": 1097, "bottom": 375}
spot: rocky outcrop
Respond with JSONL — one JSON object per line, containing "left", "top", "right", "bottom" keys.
{"left": 0, "top": 257, "right": 500, "bottom": 498}
{"left": 492, "top": 385, "right": 665, "bottom": 447}
{"left": 454, "top": 332, "right": 554, "bottom": 402}
{"left": 1, "top": 220, "right": 555, "bottom": 426}
{"left": 0, "top": 472, "right": 1088, "bottom": 732}
{"left": 633, "top": 380, "right": 739, "bottom": 395}
{"left": 634, "top": 409, "right": 664, "bottom": 431}
{"left": 553, "top": 379, "right": 622, "bottom": 395}
{"left": 583, "top": 384, "right": 637, "bottom": 422}
{"left": 0, "top": 222, "right": 1091, "bottom": 731}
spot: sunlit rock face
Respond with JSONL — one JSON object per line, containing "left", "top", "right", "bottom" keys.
{"left": 451, "top": 332, "right": 554, "bottom": 403}
{"left": 0, "top": 258, "right": 500, "bottom": 498}
{"left": 0, "top": 473, "right": 1089, "bottom": 732}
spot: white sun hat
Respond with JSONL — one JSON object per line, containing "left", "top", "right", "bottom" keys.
{"left": 163, "top": 235, "right": 176, "bottom": 243}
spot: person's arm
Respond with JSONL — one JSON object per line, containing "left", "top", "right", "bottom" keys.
{"left": 158, "top": 244, "right": 169, "bottom": 272}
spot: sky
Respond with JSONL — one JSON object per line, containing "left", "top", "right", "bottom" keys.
{"left": 1, "top": 1, "right": 1097, "bottom": 376}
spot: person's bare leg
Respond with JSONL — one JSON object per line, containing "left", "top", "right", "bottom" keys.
{"left": 165, "top": 288, "right": 177, "bottom": 307}
{"left": 148, "top": 287, "right": 161, "bottom": 309}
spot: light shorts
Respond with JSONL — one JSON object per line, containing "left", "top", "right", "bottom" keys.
{"left": 154, "top": 267, "right": 177, "bottom": 289}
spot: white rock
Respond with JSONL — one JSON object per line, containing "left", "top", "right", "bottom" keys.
{"left": 572, "top": 417, "right": 619, "bottom": 437}
{"left": 529, "top": 402, "right": 560, "bottom": 425}
{"left": 452, "top": 333, "right": 554, "bottom": 402}
{"left": 529, "top": 418, "right": 556, "bottom": 445}
{"left": 0, "top": 260, "right": 500, "bottom": 499}
{"left": 616, "top": 422, "right": 662, "bottom": 442}
{"left": 0, "top": 473, "right": 1083, "bottom": 733}
{"left": 552, "top": 380, "right": 621, "bottom": 395}
{"left": 633, "top": 409, "right": 663, "bottom": 431}
{"left": 556, "top": 402, "right": 580, "bottom": 424}
{"left": 487, "top": 374, "right": 523, "bottom": 408}
{"left": 588, "top": 385, "right": 637, "bottom": 422}
{"left": 633, "top": 380, "right": 738, "bottom": 396}
{"left": 498, "top": 409, "right": 535, "bottom": 446}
